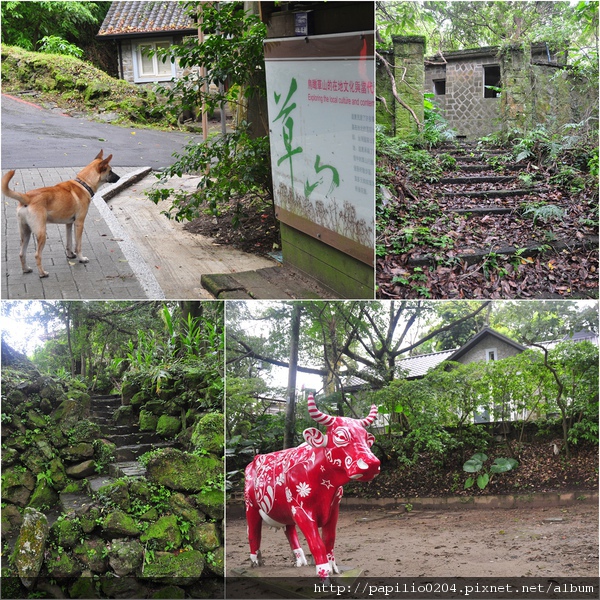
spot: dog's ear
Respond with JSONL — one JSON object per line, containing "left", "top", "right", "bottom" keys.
{"left": 95, "top": 150, "right": 104, "bottom": 160}
{"left": 99, "top": 155, "right": 113, "bottom": 171}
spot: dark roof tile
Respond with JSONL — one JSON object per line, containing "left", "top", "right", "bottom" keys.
{"left": 98, "top": 1, "right": 196, "bottom": 37}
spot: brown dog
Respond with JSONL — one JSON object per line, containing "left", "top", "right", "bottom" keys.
{"left": 2, "top": 151, "right": 120, "bottom": 278}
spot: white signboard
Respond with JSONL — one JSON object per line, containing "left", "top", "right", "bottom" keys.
{"left": 264, "top": 32, "right": 375, "bottom": 265}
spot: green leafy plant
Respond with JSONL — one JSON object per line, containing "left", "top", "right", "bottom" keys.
{"left": 463, "top": 452, "right": 518, "bottom": 490}
{"left": 38, "top": 35, "right": 83, "bottom": 58}
{"left": 147, "top": 127, "right": 272, "bottom": 226}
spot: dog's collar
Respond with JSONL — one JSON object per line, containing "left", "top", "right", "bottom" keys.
{"left": 75, "top": 178, "right": 95, "bottom": 198}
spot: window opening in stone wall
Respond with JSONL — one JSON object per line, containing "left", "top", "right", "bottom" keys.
{"left": 433, "top": 79, "right": 446, "bottom": 95}
{"left": 483, "top": 65, "right": 501, "bottom": 98}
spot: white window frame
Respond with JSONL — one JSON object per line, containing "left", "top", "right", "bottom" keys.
{"left": 485, "top": 348, "right": 497, "bottom": 362}
{"left": 133, "top": 38, "right": 176, "bottom": 83}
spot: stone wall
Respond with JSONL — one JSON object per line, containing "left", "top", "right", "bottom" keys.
{"left": 425, "top": 50, "right": 502, "bottom": 139}
{"left": 454, "top": 335, "right": 522, "bottom": 365}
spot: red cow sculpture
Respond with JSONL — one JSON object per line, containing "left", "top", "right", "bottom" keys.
{"left": 244, "top": 394, "right": 380, "bottom": 579}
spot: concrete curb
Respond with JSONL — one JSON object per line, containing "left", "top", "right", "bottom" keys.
{"left": 94, "top": 167, "right": 165, "bottom": 300}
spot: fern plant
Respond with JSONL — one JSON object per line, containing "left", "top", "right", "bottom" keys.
{"left": 522, "top": 202, "right": 565, "bottom": 225}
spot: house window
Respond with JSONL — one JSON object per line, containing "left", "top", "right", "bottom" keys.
{"left": 134, "top": 39, "right": 175, "bottom": 83}
{"left": 485, "top": 348, "right": 497, "bottom": 361}
{"left": 483, "top": 65, "right": 501, "bottom": 98}
{"left": 433, "top": 79, "right": 446, "bottom": 95}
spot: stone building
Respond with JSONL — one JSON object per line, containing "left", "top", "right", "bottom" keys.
{"left": 425, "top": 43, "right": 569, "bottom": 139}
{"left": 378, "top": 37, "right": 598, "bottom": 140}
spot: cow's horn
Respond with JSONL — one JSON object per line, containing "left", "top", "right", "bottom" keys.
{"left": 360, "top": 405, "right": 378, "bottom": 427}
{"left": 307, "top": 394, "right": 336, "bottom": 426}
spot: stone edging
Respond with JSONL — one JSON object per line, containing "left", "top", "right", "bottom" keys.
{"left": 340, "top": 490, "right": 599, "bottom": 510}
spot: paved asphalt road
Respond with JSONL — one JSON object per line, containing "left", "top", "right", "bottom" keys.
{"left": 1, "top": 94, "right": 201, "bottom": 169}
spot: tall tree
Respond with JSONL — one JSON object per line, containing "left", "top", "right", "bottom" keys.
{"left": 284, "top": 304, "right": 302, "bottom": 449}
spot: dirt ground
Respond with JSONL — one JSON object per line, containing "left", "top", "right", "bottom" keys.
{"left": 226, "top": 504, "right": 599, "bottom": 579}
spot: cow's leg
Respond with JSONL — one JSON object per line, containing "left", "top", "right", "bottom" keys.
{"left": 284, "top": 524, "right": 308, "bottom": 567}
{"left": 246, "top": 504, "right": 264, "bottom": 567}
{"left": 294, "top": 514, "right": 330, "bottom": 579}
{"left": 322, "top": 498, "right": 341, "bottom": 574}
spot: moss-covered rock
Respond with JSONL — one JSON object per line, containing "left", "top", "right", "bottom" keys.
{"left": 130, "top": 390, "right": 148, "bottom": 407}
{"left": 46, "top": 549, "right": 82, "bottom": 578}
{"left": 129, "top": 478, "right": 151, "bottom": 498}
{"left": 140, "top": 514, "right": 182, "bottom": 551}
{"left": 191, "top": 413, "right": 224, "bottom": 455}
{"left": 193, "top": 488, "right": 224, "bottom": 521}
{"left": 1, "top": 503, "right": 23, "bottom": 538}
{"left": 168, "top": 492, "right": 204, "bottom": 525}
{"left": 151, "top": 585, "right": 186, "bottom": 599}
{"left": 141, "top": 550, "right": 205, "bottom": 584}
{"left": 62, "top": 442, "right": 94, "bottom": 462}
{"left": 13, "top": 508, "right": 49, "bottom": 589}
{"left": 206, "top": 545, "right": 225, "bottom": 577}
{"left": 98, "top": 479, "right": 130, "bottom": 511}
{"left": 21, "top": 445, "right": 48, "bottom": 477}
{"left": 45, "top": 457, "right": 68, "bottom": 491}
{"left": 101, "top": 510, "right": 140, "bottom": 538}
{"left": 190, "top": 522, "right": 220, "bottom": 552}
{"left": 108, "top": 538, "right": 144, "bottom": 576}
{"left": 73, "top": 539, "right": 109, "bottom": 573}
{"left": 28, "top": 478, "right": 59, "bottom": 510}
{"left": 66, "top": 459, "right": 96, "bottom": 479}
{"left": 25, "top": 409, "right": 48, "bottom": 429}
{"left": 144, "top": 400, "right": 166, "bottom": 415}
{"left": 156, "top": 414, "right": 180, "bottom": 437}
{"left": 69, "top": 574, "right": 100, "bottom": 599}
{"left": 139, "top": 409, "right": 158, "bottom": 432}
{"left": 65, "top": 420, "right": 101, "bottom": 444}
{"left": 52, "top": 397, "right": 91, "bottom": 432}
{"left": 2, "top": 466, "right": 36, "bottom": 506}
{"left": 112, "top": 405, "right": 134, "bottom": 426}
{"left": 79, "top": 506, "right": 101, "bottom": 534}
{"left": 1, "top": 446, "right": 19, "bottom": 466}
{"left": 50, "top": 517, "right": 83, "bottom": 550}
{"left": 121, "top": 379, "right": 141, "bottom": 404}
{"left": 146, "top": 448, "right": 222, "bottom": 493}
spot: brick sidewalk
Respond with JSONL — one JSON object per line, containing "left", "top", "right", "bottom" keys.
{"left": 1, "top": 167, "right": 162, "bottom": 300}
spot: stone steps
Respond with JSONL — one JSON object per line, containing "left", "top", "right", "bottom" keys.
{"left": 378, "top": 141, "right": 599, "bottom": 298}
{"left": 88, "top": 394, "right": 170, "bottom": 481}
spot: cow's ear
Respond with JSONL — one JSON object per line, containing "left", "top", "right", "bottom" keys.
{"left": 303, "top": 427, "right": 328, "bottom": 448}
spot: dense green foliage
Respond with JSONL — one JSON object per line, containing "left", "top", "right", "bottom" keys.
{"left": 147, "top": 2, "right": 273, "bottom": 225}
{"left": 226, "top": 300, "right": 598, "bottom": 481}
{"left": 0, "top": 1, "right": 109, "bottom": 51}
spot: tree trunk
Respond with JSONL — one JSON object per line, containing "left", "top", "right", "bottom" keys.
{"left": 284, "top": 304, "right": 302, "bottom": 449}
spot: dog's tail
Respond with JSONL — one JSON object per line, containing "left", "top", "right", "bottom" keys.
{"left": 1, "top": 170, "right": 29, "bottom": 205}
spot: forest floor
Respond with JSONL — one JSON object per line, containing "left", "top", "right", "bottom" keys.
{"left": 377, "top": 142, "right": 599, "bottom": 299}
{"left": 184, "top": 195, "right": 281, "bottom": 258}
{"left": 226, "top": 504, "right": 598, "bottom": 581}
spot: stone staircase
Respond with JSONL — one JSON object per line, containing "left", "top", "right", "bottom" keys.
{"left": 89, "top": 394, "right": 172, "bottom": 480}
{"left": 56, "top": 394, "right": 178, "bottom": 520}
{"left": 377, "top": 140, "right": 598, "bottom": 298}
